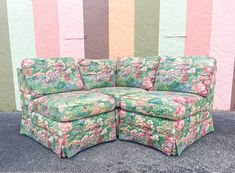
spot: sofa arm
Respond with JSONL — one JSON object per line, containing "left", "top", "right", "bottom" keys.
{"left": 206, "top": 65, "right": 217, "bottom": 109}
{"left": 17, "top": 68, "right": 34, "bottom": 110}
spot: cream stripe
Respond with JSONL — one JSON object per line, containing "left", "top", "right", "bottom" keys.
{"left": 7, "top": 0, "right": 36, "bottom": 110}
{"left": 158, "top": 0, "right": 187, "bottom": 56}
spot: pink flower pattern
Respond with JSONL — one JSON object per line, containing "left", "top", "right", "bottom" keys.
{"left": 17, "top": 56, "right": 216, "bottom": 157}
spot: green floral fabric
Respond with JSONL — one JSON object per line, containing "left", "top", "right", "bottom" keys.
{"left": 21, "top": 57, "right": 84, "bottom": 96}
{"left": 117, "top": 109, "right": 212, "bottom": 137}
{"left": 21, "top": 111, "right": 116, "bottom": 158}
{"left": 17, "top": 56, "right": 217, "bottom": 157}
{"left": 118, "top": 110, "right": 214, "bottom": 156}
{"left": 29, "top": 91, "right": 115, "bottom": 121}
{"left": 91, "top": 87, "right": 147, "bottom": 107}
{"left": 116, "top": 57, "right": 160, "bottom": 90}
{"left": 154, "top": 56, "right": 217, "bottom": 97}
{"left": 17, "top": 68, "right": 35, "bottom": 109}
{"left": 77, "top": 59, "right": 116, "bottom": 90}
{"left": 120, "top": 91, "right": 208, "bottom": 120}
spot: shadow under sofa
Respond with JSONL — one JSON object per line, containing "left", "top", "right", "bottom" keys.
{"left": 17, "top": 56, "right": 217, "bottom": 158}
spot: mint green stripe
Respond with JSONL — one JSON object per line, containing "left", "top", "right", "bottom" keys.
{"left": 134, "top": 0, "right": 160, "bottom": 56}
{"left": 0, "top": 0, "right": 16, "bottom": 111}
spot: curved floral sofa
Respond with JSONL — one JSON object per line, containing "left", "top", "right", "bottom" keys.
{"left": 17, "top": 56, "right": 217, "bottom": 158}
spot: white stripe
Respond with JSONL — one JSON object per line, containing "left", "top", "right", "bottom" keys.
{"left": 158, "top": 0, "right": 187, "bottom": 56}
{"left": 7, "top": 0, "right": 36, "bottom": 110}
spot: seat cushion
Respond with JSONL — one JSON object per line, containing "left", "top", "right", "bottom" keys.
{"left": 116, "top": 56, "right": 160, "bottom": 90}
{"left": 77, "top": 59, "right": 116, "bottom": 90}
{"left": 154, "top": 56, "right": 216, "bottom": 97}
{"left": 21, "top": 57, "right": 84, "bottom": 97}
{"left": 29, "top": 91, "right": 115, "bottom": 121}
{"left": 120, "top": 91, "right": 208, "bottom": 120}
{"left": 91, "top": 87, "right": 147, "bottom": 107}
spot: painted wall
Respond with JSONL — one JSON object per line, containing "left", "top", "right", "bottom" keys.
{"left": 158, "top": 0, "right": 187, "bottom": 56}
{"left": 33, "top": 0, "right": 60, "bottom": 57}
{"left": 134, "top": 0, "right": 160, "bottom": 56}
{"left": 109, "top": 0, "right": 134, "bottom": 58}
{"left": 7, "top": 0, "right": 36, "bottom": 110}
{"left": 0, "top": 0, "right": 15, "bottom": 111}
{"left": 84, "top": 0, "right": 109, "bottom": 59}
{"left": 209, "top": 0, "right": 235, "bottom": 110}
{"left": 1, "top": 0, "right": 235, "bottom": 111}
{"left": 58, "top": 0, "right": 85, "bottom": 58}
{"left": 185, "top": 0, "right": 213, "bottom": 56}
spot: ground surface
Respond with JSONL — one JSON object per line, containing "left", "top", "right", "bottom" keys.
{"left": 0, "top": 112, "right": 234, "bottom": 173}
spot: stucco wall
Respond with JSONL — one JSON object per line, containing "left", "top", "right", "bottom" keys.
{"left": 134, "top": 0, "right": 160, "bottom": 56}
{"left": 158, "top": 0, "right": 187, "bottom": 56}
{"left": 109, "top": 0, "right": 134, "bottom": 58}
{"left": 210, "top": 0, "right": 235, "bottom": 110}
{"left": 58, "top": 0, "right": 85, "bottom": 58}
{"left": 84, "top": 0, "right": 109, "bottom": 59}
{"left": 0, "top": 0, "right": 15, "bottom": 111}
{"left": 7, "top": 0, "right": 36, "bottom": 110}
{"left": 1, "top": 1, "right": 235, "bottom": 111}
{"left": 185, "top": 0, "right": 213, "bottom": 56}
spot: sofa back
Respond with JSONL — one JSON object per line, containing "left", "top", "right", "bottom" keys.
{"left": 21, "top": 57, "right": 84, "bottom": 97}
{"left": 154, "top": 56, "right": 217, "bottom": 97}
{"left": 77, "top": 58, "right": 116, "bottom": 90}
{"left": 19, "top": 56, "right": 216, "bottom": 103}
{"left": 116, "top": 56, "right": 160, "bottom": 90}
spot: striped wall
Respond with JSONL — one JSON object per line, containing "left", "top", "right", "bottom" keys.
{"left": 1, "top": 0, "right": 235, "bottom": 111}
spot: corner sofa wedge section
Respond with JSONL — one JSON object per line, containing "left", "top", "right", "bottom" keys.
{"left": 118, "top": 56, "right": 216, "bottom": 156}
{"left": 17, "top": 56, "right": 216, "bottom": 157}
{"left": 18, "top": 57, "right": 117, "bottom": 158}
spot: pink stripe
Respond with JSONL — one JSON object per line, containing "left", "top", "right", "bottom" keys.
{"left": 210, "top": 1, "right": 235, "bottom": 110}
{"left": 58, "top": 0, "right": 84, "bottom": 58}
{"left": 33, "top": 0, "right": 60, "bottom": 57}
{"left": 184, "top": 0, "right": 213, "bottom": 56}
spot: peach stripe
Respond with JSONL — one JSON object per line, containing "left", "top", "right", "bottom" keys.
{"left": 32, "top": 0, "right": 60, "bottom": 57}
{"left": 109, "top": 0, "right": 134, "bottom": 58}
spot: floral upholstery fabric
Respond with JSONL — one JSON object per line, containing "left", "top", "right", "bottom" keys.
{"left": 120, "top": 91, "right": 208, "bottom": 120}
{"left": 154, "top": 56, "right": 217, "bottom": 97}
{"left": 23, "top": 111, "right": 115, "bottom": 137}
{"left": 18, "top": 56, "right": 216, "bottom": 157}
{"left": 117, "top": 109, "right": 212, "bottom": 137}
{"left": 118, "top": 110, "right": 214, "bottom": 156}
{"left": 116, "top": 57, "right": 160, "bottom": 90}
{"left": 91, "top": 87, "right": 147, "bottom": 107}
{"left": 21, "top": 57, "right": 84, "bottom": 96}
{"left": 77, "top": 59, "right": 116, "bottom": 90}
{"left": 21, "top": 111, "right": 116, "bottom": 158}
{"left": 17, "top": 68, "right": 35, "bottom": 109}
{"left": 29, "top": 91, "right": 115, "bottom": 121}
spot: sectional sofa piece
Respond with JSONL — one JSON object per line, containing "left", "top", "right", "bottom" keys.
{"left": 17, "top": 56, "right": 216, "bottom": 158}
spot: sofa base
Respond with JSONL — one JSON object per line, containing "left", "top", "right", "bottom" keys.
{"left": 20, "top": 111, "right": 116, "bottom": 158}
{"left": 118, "top": 110, "right": 214, "bottom": 156}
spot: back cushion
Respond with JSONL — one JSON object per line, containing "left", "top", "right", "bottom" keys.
{"left": 77, "top": 59, "right": 116, "bottom": 90}
{"left": 116, "top": 56, "right": 160, "bottom": 90}
{"left": 21, "top": 57, "right": 84, "bottom": 96}
{"left": 154, "top": 56, "right": 217, "bottom": 97}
